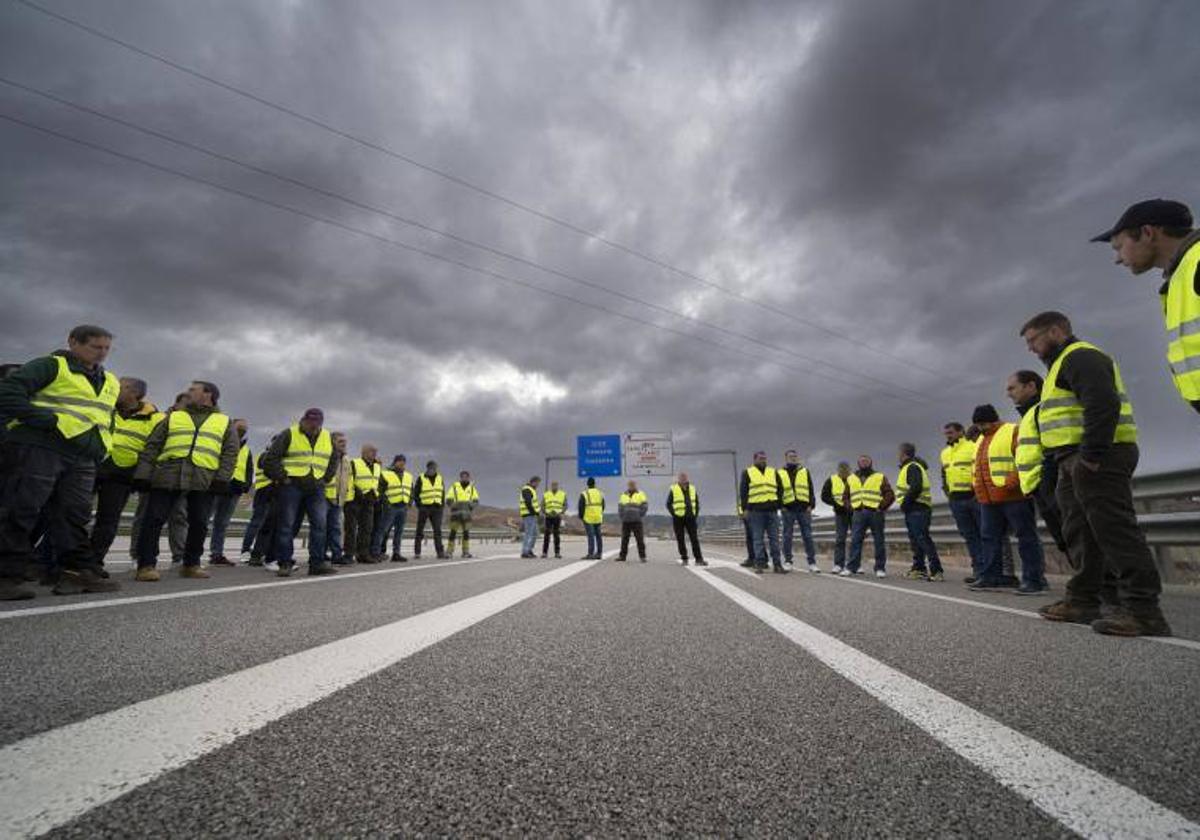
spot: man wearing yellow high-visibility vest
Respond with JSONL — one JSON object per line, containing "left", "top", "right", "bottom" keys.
{"left": 617, "top": 479, "right": 649, "bottom": 562}
{"left": 446, "top": 470, "right": 480, "bottom": 559}
{"left": 665, "top": 472, "right": 706, "bottom": 566}
{"left": 1091, "top": 199, "right": 1200, "bottom": 414}
{"left": 780, "top": 449, "right": 817, "bottom": 572}
{"left": 896, "top": 443, "right": 943, "bottom": 582}
{"left": 940, "top": 422, "right": 982, "bottom": 573}
{"left": 1006, "top": 370, "right": 1071, "bottom": 568}
{"left": 135, "top": 380, "right": 240, "bottom": 581}
{"left": 240, "top": 450, "right": 275, "bottom": 565}
{"left": 413, "top": 460, "right": 448, "bottom": 559}
{"left": 820, "top": 462, "right": 853, "bottom": 573}
{"left": 89, "top": 376, "right": 163, "bottom": 568}
{"left": 735, "top": 498, "right": 755, "bottom": 568}
{"left": 1021, "top": 311, "right": 1170, "bottom": 637}
{"left": 322, "top": 432, "right": 351, "bottom": 565}
{"left": 343, "top": 443, "right": 383, "bottom": 564}
{"left": 0, "top": 325, "right": 122, "bottom": 599}
{"left": 371, "top": 454, "right": 414, "bottom": 562}
{"left": 258, "top": 408, "right": 339, "bottom": 577}
{"left": 518, "top": 476, "right": 542, "bottom": 558}
{"left": 842, "top": 455, "right": 893, "bottom": 577}
{"left": 541, "top": 480, "right": 566, "bottom": 559}
{"left": 740, "top": 451, "right": 787, "bottom": 574}
{"left": 577, "top": 477, "right": 605, "bottom": 559}
{"left": 207, "top": 418, "right": 251, "bottom": 567}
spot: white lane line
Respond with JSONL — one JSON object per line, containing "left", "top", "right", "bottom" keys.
{"left": 688, "top": 567, "right": 1200, "bottom": 840}
{"left": 813, "top": 570, "right": 1200, "bottom": 652}
{"left": 702, "top": 551, "right": 761, "bottom": 579}
{"left": 0, "top": 561, "right": 593, "bottom": 838}
{"left": 0, "top": 554, "right": 523, "bottom": 621}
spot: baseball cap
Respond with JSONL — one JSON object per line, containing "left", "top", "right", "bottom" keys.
{"left": 302, "top": 407, "right": 324, "bottom": 422}
{"left": 1090, "top": 199, "right": 1193, "bottom": 242}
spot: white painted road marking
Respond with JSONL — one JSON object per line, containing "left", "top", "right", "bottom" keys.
{"left": 0, "top": 561, "right": 594, "bottom": 838}
{"left": 689, "top": 566, "right": 1200, "bottom": 839}
{"left": 0, "top": 553, "right": 523, "bottom": 621}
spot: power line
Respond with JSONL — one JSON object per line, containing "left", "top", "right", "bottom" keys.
{"left": 0, "top": 110, "right": 928, "bottom": 404}
{"left": 10, "top": 0, "right": 957, "bottom": 382}
{"left": 0, "top": 75, "right": 938, "bottom": 401}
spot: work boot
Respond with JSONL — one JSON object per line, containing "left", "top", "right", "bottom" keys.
{"left": 1038, "top": 599, "right": 1101, "bottom": 625}
{"left": 1091, "top": 610, "right": 1173, "bottom": 637}
{"left": 53, "top": 567, "right": 121, "bottom": 595}
{"left": 308, "top": 565, "right": 337, "bottom": 577}
{"left": 695, "top": 558, "right": 708, "bottom": 567}
{"left": 134, "top": 567, "right": 161, "bottom": 583}
{"left": 554, "top": 553, "right": 561, "bottom": 559}
{"left": 209, "top": 555, "right": 235, "bottom": 567}
{"left": 739, "top": 560, "right": 754, "bottom": 568}
{"left": 681, "top": 558, "right": 689, "bottom": 566}
{"left": 247, "top": 556, "right": 264, "bottom": 567}
{"left": 276, "top": 563, "right": 294, "bottom": 578}
{"left": 180, "top": 565, "right": 211, "bottom": 579}
{"left": 615, "top": 556, "right": 626, "bottom": 562}
{"left": 0, "top": 579, "right": 35, "bottom": 600}
{"left": 903, "top": 568, "right": 928, "bottom": 581}
{"left": 773, "top": 565, "right": 791, "bottom": 574}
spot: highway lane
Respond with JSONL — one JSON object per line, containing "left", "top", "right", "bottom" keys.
{"left": 0, "top": 538, "right": 1195, "bottom": 837}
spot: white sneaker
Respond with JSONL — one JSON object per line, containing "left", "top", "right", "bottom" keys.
{"left": 839, "top": 568, "right": 852, "bottom": 577}
{"left": 784, "top": 559, "right": 794, "bottom": 567}
{"left": 831, "top": 565, "right": 844, "bottom": 574}
{"left": 807, "top": 563, "right": 820, "bottom": 574}
{"left": 264, "top": 561, "right": 279, "bottom": 573}
{"left": 238, "top": 552, "right": 251, "bottom": 564}
{"left": 875, "top": 570, "right": 887, "bottom": 579}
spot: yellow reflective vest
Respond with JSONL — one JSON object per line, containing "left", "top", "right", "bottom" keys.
{"left": 745, "top": 466, "right": 779, "bottom": 506}
{"left": 350, "top": 458, "right": 382, "bottom": 497}
{"left": 232, "top": 444, "right": 251, "bottom": 484}
{"left": 895, "top": 460, "right": 932, "bottom": 507}
{"left": 940, "top": 438, "right": 976, "bottom": 494}
{"left": 829, "top": 474, "right": 849, "bottom": 508}
{"left": 14, "top": 355, "right": 119, "bottom": 452}
{"left": 1040, "top": 341, "right": 1138, "bottom": 449}
{"left": 582, "top": 488, "right": 604, "bottom": 524}
{"left": 986, "top": 423, "right": 1018, "bottom": 487}
{"left": 446, "top": 480, "right": 478, "bottom": 507}
{"left": 543, "top": 489, "right": 567, "bottom": 516}
{"left": 256, "top": 453, "right": 272, "bottom": 490}
{"left": 282, "top": 424, "right": 332, "bottom": 479}
{"left": 669, "top": 483, "right": 698, "bottom": 517}
{"left": 780, "top": 466, "right": 810, "bottom": 505}
{"left": 1016, "top": 406, "right": 1044, "bottom": 495}
{"left": 383, "top": 469, "right": 414, "bottom": 505}
{"left": 157, "top": 410, "right": 230, "bottom": 470}
{"left": 848, "top": 473, "right": 885, "bottom": 510}
{"left": 418, "top": 473, "right": 444, "bottom": 506}
{"left": 519, "top": 484, "right": 541, "bottom": 517}
{"left": 109, "top": 405, "right": 165, "bottom": 468}
{"left": 1161, "top": 239, "right": 1200, "bottom": 401}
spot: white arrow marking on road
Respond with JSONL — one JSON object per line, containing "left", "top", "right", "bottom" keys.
{"left": 0, "top": 561, "right": 594, "bottom": 838}
{"left": 690, "top": 566, "right": 1200, "bottom": 840}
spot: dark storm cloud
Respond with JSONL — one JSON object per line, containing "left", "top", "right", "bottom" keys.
{"left": 1, "top": 0, "right": 1197, "bottom": 511}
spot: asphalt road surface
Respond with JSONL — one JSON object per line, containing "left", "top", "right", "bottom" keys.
{"left": 1, "top": 537, "right": 1198, "bottom": 838}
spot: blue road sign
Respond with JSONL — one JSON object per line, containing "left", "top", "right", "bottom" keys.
{"left": 576, "top": 434, "right": 622, "bottom": 477}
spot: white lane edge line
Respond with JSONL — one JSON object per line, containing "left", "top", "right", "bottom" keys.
{"left": 0, "top": 553, "right": 524, "bottom": 621}
{"left": 0, "top": 560, "right": 595, "bottom": 838}
{"left": 687, "top": 566, "right": 1200, "bottom": 840}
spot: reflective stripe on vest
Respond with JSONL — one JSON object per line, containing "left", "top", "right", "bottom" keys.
{"left": 351, "top": 458, "right": 382, "bottom": 494}
{"left": 779, "top": 466, "right": 810, "bottom": 505}
{"left": 18, "top": 356, "right": 119, "bottom": 451}
{"left": 543, "top": 489, "right": 566, "bottom": 516}
{"left": 282, "top": 425, "right": 332, "bottom": 479}
{"left": 255, "top": 455, "right": 272, "bottom": 490}
{"left": 519, "top": 485, "right": 540, "bottom": 517}
{"left": 620, "top": 491, "right": 647, "bottom": 507}
{"left": 447, "top": 481, "right": 478, "bottom": 506}
{"left": 232, "top": 444, "right": 251, "bottom": 484}
{"left": 419, "top": 474, "right": 444, "bottom": 506}
{"left": 895, "top": 461, "right": 932, "bottom": 507}
{"left": 582, "top": 488, "right": 604, "bottom": 524}
{"left": 383, "top": 469, "right": 414, "bottom": 504}
{"left": 848, "top": 473, "right": 884, "bottom": 509}
{"left": 1016, "top": 406, "right": 1044, "bottom": 495}
{"left": 940, "top": 438, "right": 976, "bottom": 494}
{"left": 109, "top": 409, "right": 165, "bottom": 468}
{"left": 1040, "top": 341, "right": 1138, "bottom": 448}
{"left": 987, "top": 423, "right": 1018, "bottom": 487}
{"left": 745, "top": 466, "right": 778, "bottom": 505}
{"left": 1161, "top": 240, "right": 1200, "bottom": 401}
{"left": 669, "top": 483, "right": 698, "bottom": 517}
{"left": 830, "top": 474, "right": 847, "bottom": 505}
{"left": 157, "top": 411, "right": 230, "bottom": 470}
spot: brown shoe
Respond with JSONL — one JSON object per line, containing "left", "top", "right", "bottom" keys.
{"left": 53, "top": 568, "right": 121, "bottom": 595}
{"left": 209, "top": 555, "right": 236, "bottom": 567}
{"left": 1091, "top": 612, "right": 1173, "bottom": 637}
{"left": 135, "top": 567, "right": 161, "bottom": 582}
{"left": 1037, "top": 599, "right": 1100, "bottom": 625}
{"left": 179, "top": 565, "right": 211, "bottom": 579}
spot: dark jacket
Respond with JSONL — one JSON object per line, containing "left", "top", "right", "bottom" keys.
{"left": 135, "top": 404, "right": 240, "bottom": 491}
{"left": 820, "top": 475, "right": 852, "bottom": 514}
{"left": 740, "top": 465, "right": 784, "bottom": 511}
{"left": 1041, "top": 337, "right": 1126, "bottom": 462}
{"left": 0, "top": 351, "right": 112, "bottom": 462}
{"left": 259, "top": 427, "right": 339, "bottom": 490}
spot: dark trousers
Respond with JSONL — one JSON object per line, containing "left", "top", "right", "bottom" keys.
{"left": 414, "top": 505, "right": 444, "bottom": 556}
{"left": 947, "top": 496, "right": 983, "bottom": 572}
{"left": 902, "top": 505, "right": 942, "bottom": 574}
{"left": 372, "top": 503, "right": 407, "bottom": 557}
{"left": 274, "top": 483, "right": 328, "bottom": 568}
{"left": 833, "top": 509, "right": 851, "bottom": 568}
{"left": 0, "top": 444, "right": 97, "bottom": 579}
{"left": 138, "top": 488, "right": 214, "bottom": 568}
{"left": 848, "top": 509, "right": 886, "bottom": 572}
{"left": 672, "top": 516, "right": 703, "bottom": 561}
{"left": 542, "top": 516, "right": 562, "bottom": 555}
{"left": 344, "top": 499, "right": 377, "bottom": 560}
{"left": 742, "top": 518, "right": 754, "bottom": 562}
{"left": 241, "top": 486, "right": 273, "bottom": 557}
{"left": 90, "top": 476, "right": 133, "bottom": 566}
{"left": 619, "top": 521, "right": 646, "bottom": 559}
{"left": 979, "top": 499, "right": 1044, "bottom": 586}
{"left": 1057, "top": 447, "right": 1161, "bottom": 611}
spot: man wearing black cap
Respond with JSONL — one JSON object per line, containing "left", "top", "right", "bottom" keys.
{"left": 1092, "top": 198, "right": 1200, "bottom": 412}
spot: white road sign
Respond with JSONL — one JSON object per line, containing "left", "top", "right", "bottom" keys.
{"left": 624, "top": 432, "right": 673, "bottom": 476}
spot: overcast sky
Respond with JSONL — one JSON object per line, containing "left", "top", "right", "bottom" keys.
{"left": 2, "top": 0, "right": 1197, "bottom": 513}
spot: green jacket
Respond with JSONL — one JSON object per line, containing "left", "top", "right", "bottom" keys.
{"left": 0, "top": 351, "right": 112, "bottom": 462}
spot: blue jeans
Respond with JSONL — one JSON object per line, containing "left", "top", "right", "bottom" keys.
{"left": 372, "top": 504, "right": 408, "bottom": 556}
{"left": 208, "top": 493, "right": 238, "bottom": 558}
{"left": 241, "top": 486, "right": 272, "bottom": 555}
{"left": 521, "top": 515, "right": 539, "bottom": 555}
{"left": 833, "top": 510, "right": 851, "bottom": 568}
{"left": 585, "top": 523, "right": 602, "bottom": 556}
{"left": 325, "top": 503, "right": 343, "bottom": 562}
{"left": 848, "top": 509, "right": 887, "bottom": 572}
{"left": 747, "top": 509, "right": 782, "bottom": 568}
{"left": 902, "top": 506, "right": 942, "bottom": 574}
{"left": 781, "top": 506, "right": 816, "bottom": 563}
{"left": 273, "top": 483, "right": 328, "bottom": 568}
{"left": 979, "top": 500, "right": 1045, "bottom": 586}
{"left": 948, "top": 496, "right": 983, "bottom": 574}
